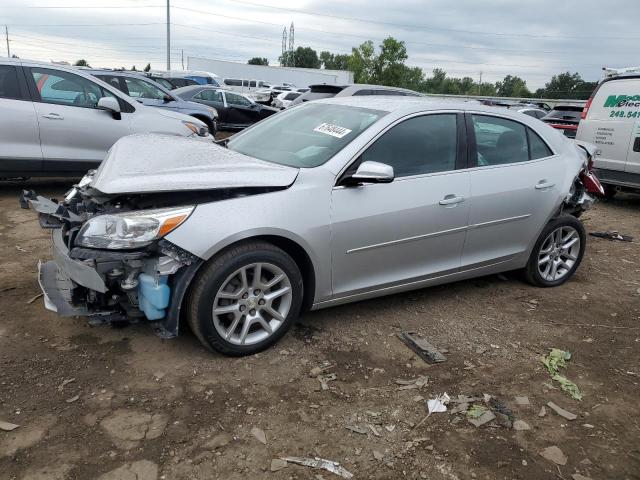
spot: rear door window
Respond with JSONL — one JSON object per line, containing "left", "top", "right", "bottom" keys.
{"left": 471, "top": 115, "right": 529, "bottom": 166}
{"left": 123, "top": 77, "right": 166, "bottom": 100}
{"left": 195, "top": 89, "right": 223, "bottom": 103}
{"left": 0, "top": 65, "right": 23, "bottom": 100}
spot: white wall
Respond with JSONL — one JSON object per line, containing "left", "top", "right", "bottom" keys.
{"left": 187, "top": 57, "right": 353, "bottom": 87}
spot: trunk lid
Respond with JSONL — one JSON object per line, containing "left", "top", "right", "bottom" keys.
{"left": 90, "top": 134, "right": 299, "bottom": 194}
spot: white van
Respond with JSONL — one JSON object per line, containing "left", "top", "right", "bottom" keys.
{"left": 221, "top": 78, "right": 271, "bottom": 92}
{"left": 576, "top": 68, "right": 640, "bottom": 196}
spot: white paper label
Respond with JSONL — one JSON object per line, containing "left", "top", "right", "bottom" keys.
{"left": 313, "top": 123, "right": 352, "bottom": 138}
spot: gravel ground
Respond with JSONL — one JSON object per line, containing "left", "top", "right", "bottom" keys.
{"left": 0, "top": 178, "right": 638, "bottom": 480}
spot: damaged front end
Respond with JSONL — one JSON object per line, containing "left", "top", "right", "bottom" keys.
{"left": 20, "top": 171, "right": 203, "bottom": 338}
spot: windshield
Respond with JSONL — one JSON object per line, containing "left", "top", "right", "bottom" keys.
{"left": 227, "top": 103, "right": 386, "bottom": 168}
{"left": 544, "top": 108, "right": 581, "bottom": 122}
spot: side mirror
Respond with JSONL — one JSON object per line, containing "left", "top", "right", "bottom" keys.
{"left": 97, "top": 96, "right": 121, "bottom": 113}
{"left": 349, "top": 161, "right": 394, "bottom": 185}
{"left": 163, "top": 95, "right": 173, "bottom": 103}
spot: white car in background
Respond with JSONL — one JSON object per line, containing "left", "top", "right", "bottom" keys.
{"left": 272, "top": 91, "right": 302, "bottom": 109}
{"left": 0, "top": 58, "right": 211, "bottom": 178}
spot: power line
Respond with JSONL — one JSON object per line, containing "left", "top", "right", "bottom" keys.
{"left": 222, "top": 0, "right": 640, "bottom": 41}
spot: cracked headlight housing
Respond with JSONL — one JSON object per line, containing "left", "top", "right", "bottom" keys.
{"left": 76, "top": 206, "right": 194, "bottom": 250}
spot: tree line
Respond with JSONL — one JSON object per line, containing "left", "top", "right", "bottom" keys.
{"left": 248, "top": 37, "right": 597, "bottom": 100}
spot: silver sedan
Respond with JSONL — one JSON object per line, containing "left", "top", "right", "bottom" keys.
{"left": 26, "top": 97, "right": 604, "bottom": 356}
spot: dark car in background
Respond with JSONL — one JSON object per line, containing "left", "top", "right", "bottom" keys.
{"left": 145, "top": 74, "right": 199, "bottom": 90}
{"left": 541, "top": 105, "right": 583, "bottom": 138}
{"left": 86, "top": 69, "right": 218, "bottom": 133}
{"left": 173, "top": 85, "right": 279, "bottom": 130}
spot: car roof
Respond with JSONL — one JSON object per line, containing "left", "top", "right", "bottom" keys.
{"left": 317, "top": 95, "right": 512, "bottom": 116}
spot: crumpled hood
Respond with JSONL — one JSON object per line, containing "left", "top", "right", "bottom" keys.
{"left": 90, "top": 134, "right": 299, "bottom": 194}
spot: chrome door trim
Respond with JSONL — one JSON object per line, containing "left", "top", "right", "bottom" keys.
{"left": 345, "top": 214, "right": 530, "bottom": 254}
{"left": 346, "top": 225, "right": 468, "bottom": 254}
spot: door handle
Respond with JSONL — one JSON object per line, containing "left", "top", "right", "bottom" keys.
{"left": 439, "top": 194, "right": 465, "bottom": 206}
{"left": 535, "top": 180, "right": 555, "bottom": 190}
{"left": 42, "top": 113, "right": 64, "bottom": 120}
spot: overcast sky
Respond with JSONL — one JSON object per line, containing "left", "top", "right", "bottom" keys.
{"left": 1, "top": 0, "right": 638, "bottom": 89}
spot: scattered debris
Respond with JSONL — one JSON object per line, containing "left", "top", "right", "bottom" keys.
{"left": 547, "top": 401, "right": 577, "bottom": 420}
{"left": 541, "top": 348, "right": 583, "bottom": 400}
{"left": 368, "top": 424, "right": 381, "bottom": 437}
{"left": 538, "top": 406, "right": 547, "bottom": 417}
{"left": 317, "top": 373, "right": 337, "bottom": 391}
{"left": 514, "top": 396, "right": 530, "bottom": 406}
{"left": 468, "top": 409, "right": 496, "bottom": 428}
{"left": 57, "top": 378, "right": 76, "bottom": 391}
{"left": 427, "top": 393, "right": 450, "bottom": 414}
{"left": 26, "top": 292, "right": 43, "bottom": 304}
{"left": 539, "top": 445, "right": 568, "bottom": 465}
{"left": 205, "top": 433, "right": 232, "bottom": 450}
{"left": 571, "top": 473, "right": 593, "bottom": 480}
{"left": 65, "top": 394, "right": 80, "bottom": 403}
{"left": 251, "top": 427, "right": 267, "bottom": 444}
{"left": 310, "top": 361, "right": 334, "bottom": 378}
{"left": 466, "top": 404, "right": 488, "bottom": 419}
{"left": 270, "top": 458, "right": 288, "bottom": 472}
{"left": 372, "top": 450, "right": 384, "bottom": 461}
{"left": 397, "top": 331, "right": 446, "bottom": 364}
{"left": 345, "top": 423, "right": 368, "bottom": 435}
{"left": 281, "top": 456, "right": 353, "bottom": 479}
{"left": 396, "top": 376, "right": 429, "bottom": 390}
{"left": 513, "top": 420, "right": 531, "bottom": 431}
{"left": 384, "top": 425, "right": 396, "bottom": 432}
{"left": 0, "top": 420, "right": 20, "bottom": 431}
{"left": 15, "top": 245, "right": 27, "bottom": 252}
{"left": 589, "top": 231, "right": 633, "bottom": 242}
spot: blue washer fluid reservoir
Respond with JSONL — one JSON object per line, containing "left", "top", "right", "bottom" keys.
{"left": 138, "top": 273, "right": 170, "bottom": 320}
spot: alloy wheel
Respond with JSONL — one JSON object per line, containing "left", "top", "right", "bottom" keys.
{"left": 212, "top": 263, "right": 292, "bottom": 345}
{"left": 537, "top": 226, "right": 581, "bottom": 282}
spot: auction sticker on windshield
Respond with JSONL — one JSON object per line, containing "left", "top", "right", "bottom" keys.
{"left": 314, "top": 123, "right": 352, "bottom": 138}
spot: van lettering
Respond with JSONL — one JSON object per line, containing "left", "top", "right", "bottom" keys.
{"left": 604, "top": 95, "right": 629, "bottom": 107}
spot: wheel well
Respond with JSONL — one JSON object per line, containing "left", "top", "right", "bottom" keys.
{"left": 217, "top": 235, "right": 316, "bottom": 312}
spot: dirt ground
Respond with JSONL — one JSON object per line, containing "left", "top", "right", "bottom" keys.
{"left": 0, "top": 178, "right": 638, "bottom": 480}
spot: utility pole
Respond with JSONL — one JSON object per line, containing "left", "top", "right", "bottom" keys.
{"left": 5, "top": 26, "right": 10, "bottom": 58}
{"left": 166, "top": 0, "right": 171, "bottom": 70}
{"left": 181, "top": 49, "right": 184, "bottom": 70}
{"left": 478, "top": 71, "right": 483, "bottom": 95}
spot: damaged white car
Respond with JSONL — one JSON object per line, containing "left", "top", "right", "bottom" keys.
{"left": 22, "top": 97, "right": 604, "bottom": 356}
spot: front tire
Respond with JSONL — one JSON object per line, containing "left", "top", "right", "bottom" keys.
{"left": 186, "top": 241, "right": 303, "bottom": 356}
{"left": 524, "top": 215, "right": 586, "bottom": 287}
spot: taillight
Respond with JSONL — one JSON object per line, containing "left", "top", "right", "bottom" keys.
{"left": 581, "top": 97, "right": 592, "bottom": 119}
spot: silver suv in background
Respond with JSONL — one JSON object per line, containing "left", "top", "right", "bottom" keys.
{"left": 87, "top": 69, "right": 218, "bottom": 133}
{"left": 289, "top": 83, "right": 423, "bottom": 107}
{"left": 0, "top": 58, "right": 211, "bottom": 177}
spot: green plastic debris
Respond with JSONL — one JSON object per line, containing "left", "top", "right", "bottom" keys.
{"left": 466, "top": 404, "right": 488, "bottom": 419}
{"left": 541, "top": 348, "right": 582, "bottom": 401}
{"left": 553, "top": 375, "right": 583, "bottom": 401}
{"left": 541, "top": 348, "right": 571, "bottom": 376}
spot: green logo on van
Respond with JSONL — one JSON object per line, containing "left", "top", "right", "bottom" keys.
{"left": 604, "top": 95, "right": 640, "bottom": 108}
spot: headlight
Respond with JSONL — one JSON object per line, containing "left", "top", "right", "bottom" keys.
{"left": 183, "top": 120, "right": 209, "bottom": 137}
{"left": 206, "top": 106, "right": 218, "bottom": 118}
{"left": 76, "top": 206, "right": 194, "bottom": 250}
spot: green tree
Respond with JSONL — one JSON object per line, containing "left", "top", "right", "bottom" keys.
{"left": 375, "top": 37, "right": 408, "bottom": 86}
{"left": 349, "top": 40, "right": 377, "bottom": 83}
{"left": 131, "top": 65, "right": 137, "bottom": 71}
{"left": 495, "top": 75, "right": 531, "bottom": 97}
{"left": 537, "top": 72, "right": 596, "bottom": 99}
{"left": 279, "top": 47, "right": 321, "bottom": 69}
{"left": 73, "top": 59, "right": 90, "bottom": 67}
{"left": 248, "top": 57, "right": 269, "bottom": 66}
{"left": 143, "top": 63, "right": 151, "bottom": 72}
{"left": 319, "top": 51, "right": 350, "bottom": 70}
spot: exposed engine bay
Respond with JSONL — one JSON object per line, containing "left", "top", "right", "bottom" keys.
{"left": 20, "top": 171, "right": 286, "bottom": 337}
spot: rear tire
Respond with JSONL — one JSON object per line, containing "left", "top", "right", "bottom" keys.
{"left": 186, "top": 241, "right": 303, "bottom": 356}
{"left": 524, "top": 215, "right": 586, "bottom": 287}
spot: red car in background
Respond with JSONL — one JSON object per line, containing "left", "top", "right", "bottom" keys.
{"left": 541, "top": 105, "right": 583, "bottom": 138}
